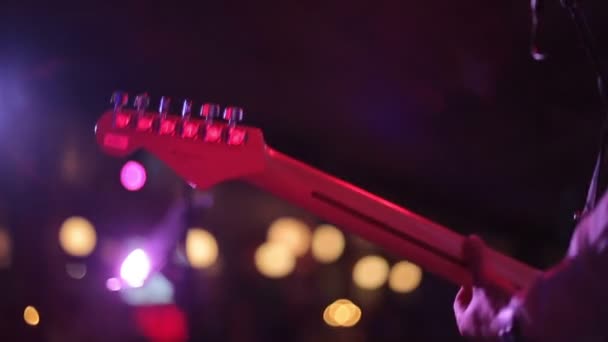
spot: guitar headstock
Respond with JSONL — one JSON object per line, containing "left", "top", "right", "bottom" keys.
{"left": 95, "top": 91, "right": 267, "bottom": 189}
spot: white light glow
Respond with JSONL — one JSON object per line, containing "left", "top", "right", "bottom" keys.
{"left": 120, "top": 249, "right": 151, "bottom": 288}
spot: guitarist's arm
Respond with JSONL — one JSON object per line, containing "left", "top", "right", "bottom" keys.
{"left": 455, "top": 191, "right": 608, "bottom": 342}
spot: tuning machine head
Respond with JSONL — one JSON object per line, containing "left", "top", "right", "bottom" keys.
{"left": 182, "top": 99, "right": 193, "bottom": 118}
{"left": 159, "top": 96, "right": 172, "bottom": 117}
{"left": 111, "top": 91, "right": 128, "bottom": 111}
{"left": 200, "top": 103, "right": 221, "bottom": 121}
{"left": 223, "top": 106, "right": 247, "bottom": 146}
{"left": 223, "top": 106, "right": 244, "bottom": 126}
{"left": 110, "top": 91, "right": 130, "bottom": 128}
{"left": 134, "top": 93, "right": 150, "bottom": 113}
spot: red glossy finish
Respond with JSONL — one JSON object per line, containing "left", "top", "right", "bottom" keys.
{"left": 115, "top": 112, "right": 131, "bottom": 128}
{"left": 137, "top": 116, "right": 154, "bottom": 131}
{"left": 245, "top": 149, "right": 541, "bottom": 290}
{"left": 159, "top": 118, "right": 177, "bottom": 136}
{"left": 95, "top": 107, "right": 541, "bottom": 290}
{"left": 227, "top": 127, "right": 247, "bottom": 146}
{"left": 95, "top": 109, "right": 267, "bottom": 189}
{"left": 181, "top": 121, "right": 200, "bottom": 139}
{"left": 204, "top": 124, "right": 223, "bottom": 143}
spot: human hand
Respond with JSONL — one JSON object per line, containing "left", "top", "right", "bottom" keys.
{"left": 453, "top": 235, "right": 518, "bottom": 341}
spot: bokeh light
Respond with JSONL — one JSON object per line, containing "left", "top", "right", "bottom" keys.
{"left": 120, "top": 273, "right": 174, "bottom": 306}
{"left": 352, "top": 255, "right": 389, "bottom": 290}
{"left": 106, "top": 277, "right": 122, "bottom": 292}
{"left": 185, "top": 228, "right": 218, "bottom": 269}
{"left": 120, "top": 160, "right": 147, "bottom": 191}
{"left": 311, "top": 224, "right": 345, "bottom": 264}
{"left": 134, "top": 305, "right": 187, "bottom": 342}
{"left": 267, "top": 217, "right": 311, "bottom": 257}
{"left": 65, "top": 263, "right": 87, "bottom": 279}
{"left": 388, "top": 261, "right": 422, "bottom": 293}
{"left": 323, "top": 299, "right": 361, "bottom": 327}
{"left": 58, "top": 216, "right": 97, "bottom": 257}
{"left": 23, "top": 306, "right": 40, "bottom": 326}
{"left": 0, "top": 227, "right": 12, "bottom": 268}
{"left": 254, "top": 241, "right": 295, "bottom": 278}
{"left": 120, "top": 249, "right": 151, "bottom": 288}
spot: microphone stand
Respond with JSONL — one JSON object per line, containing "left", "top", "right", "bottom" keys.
{"left": 559, "top": 0, "right": 608, "bottom": 213}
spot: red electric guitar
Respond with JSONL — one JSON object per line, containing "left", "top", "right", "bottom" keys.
{"left": 95, "top": 92, "right": 541, "bottom": 290}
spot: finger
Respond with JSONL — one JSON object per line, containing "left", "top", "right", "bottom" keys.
{"left": 454, "top": 286, "right": 473, "bottom": 313}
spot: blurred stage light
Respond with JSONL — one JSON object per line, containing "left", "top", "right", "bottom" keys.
{"left": 120, "top": 273, "right": 174, "bottom": 306}
{"left": 23, "top": 306, "right": 40, "bottom": 326}
{"left": 352, "top": 255, "right": 389, "bottom": 290}
{"left": 58, "top": 216, "right": 97, "bottom": 257}
{"left": 120, "top": 160, "right": 147, "bottom": 191}
{"left": 311, "top": 224, "right": 345, "bottom": 264}
{"left": 185, "top": 228, "right": 218, "bottom": 269}
{"left": 106, "top": 277, "right": 122, "bottom": 291}
{"left": 65, "top": 263, "right": 87, "bottom": 279}
{"left": 267, "top": 217, "right": 311, "bottom": 257}
{"left": 254, "top": 241, "right": 295, "bottom": 278}
{"left": 120, "top": 249, "right": 151, "bottom": 288}
{"left": 323, "top": 299, "right": 361, "bottom": 328}
{"left": 134, "top": 305, "right": 187, "bottom": 342}
{"left": 0, "top": 227, "right": 12, "bottom": 268}
{"left": 388, "top": 261, "right": 422, "bottom": 293}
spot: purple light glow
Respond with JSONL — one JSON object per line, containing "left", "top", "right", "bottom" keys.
{"left": 120, "top": 161, "right": 147, "bottom": 191}
{"left": 106, "top": 277, "right": 122, "bottom": 291}
{"left": 120, "top": 249, "right": 151, "bottom": 288}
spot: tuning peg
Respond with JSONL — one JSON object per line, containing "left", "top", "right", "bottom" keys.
{"left": 223, "top": 106, "right": 244, "bottom": 126}
{"left": 110, "top": 91, "right": 129, "bottom": 128}
{"left": 223, "top": 106, "right": 247, "bottom": 146}
{"left": 182, "top": 99, "right": 193, "bottom": 118}
{"left": 200, "top": 103, "right": 221, "bottom": 121}
{"left": 134, "top": 93, "right": 150, "bottom": 113}
{"left": 159, "top": 96, "right": 171, "bottom": 117}
{"left": 110, "top": 91, "right": 128, "bottom": 109}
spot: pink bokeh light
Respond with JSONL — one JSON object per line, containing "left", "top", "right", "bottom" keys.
{"left": 120, "top": 160, "right": 147, "bottom": 191}
{"left": 106, "top": 277, "right": 122, "bottom": 291}
{"left": 120, "top": 248, "right": 151, "bottom": 288}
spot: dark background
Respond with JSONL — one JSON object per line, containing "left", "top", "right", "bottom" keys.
{"left": 1, "top": 1, "right": 607, "bottom": 341}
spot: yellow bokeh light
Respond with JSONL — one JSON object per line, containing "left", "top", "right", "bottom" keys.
{"left": 334, "top": 304, "right": 352, "bottom": 325}
{"left": 323, "top": 299, "right": 361, "bottom": 328}
{"left": 341, "top": 306, "right": 362, "bottom": 327}
{"left": 389, "top": 261, "right": 423, "bottom": 293}
{"left": 23, "top": 306, "right": 40, "bottom": 326}
{"left": 59, "top": 216, "right": 97, "bottom": 257}
{"left": 311, "top": 224, "right": 345, "bottom": 264}
{"left": 352, "top": 255, "right": 389, "bottom": 290}
{"left": 254, "top": 241, "right": 295, "bottom": 278}
{"left": 323, "top": 306, "right": 340, "bottom": 327}
{"left": 267, "top": 217, "right": 311, "bottom": 257}
{"left": 0, "top": 228, "right": 12, "bottom": 269}
{"left": 186, "top": 228, "right": 219, "bottom": 269}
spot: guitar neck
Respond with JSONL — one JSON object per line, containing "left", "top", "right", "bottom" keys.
{"left": 246, "top": 147, "right": 540, "bottom": 290}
